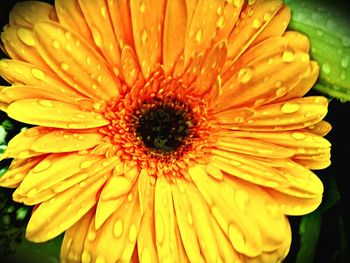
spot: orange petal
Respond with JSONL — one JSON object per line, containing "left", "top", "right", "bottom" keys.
{"left": 108, "top": 0, "right": 134, "bottom": 49}
{"left": 25, "top": 171, "right": 106, "bottom": 242}
{"left": 61, "top": 209, "right": 94, "bottom": 262}
{"left": 7, "top": 99, "right": 108, "bottom": 129}
{"left": 1, "top": 26, "right": 47, "bottom": 67}
{"left": 9, "top": 1, "right": 57, "bottom": 27}
{"left": 0, "top": 59, "right": 82, "bottom": 97}
{"left": 0, "top": 85, "right": 76, "bottom": 104}
{"left": 162, "top": 0, "right": 187, "bottom": 74}
{"left": 78, "top": 0, "right": 121, "bottom": 71}
{"left": 83, "top": 185, "right": 142, "bottom": 262}
{"left": 121, "top": 45, "right": 145, "bottom": 88}
{"left": 130, "top": 0, "right": 165, "bottom": 78}
{"left": 55, "top": 0, "right": 94, "bottom": 43}
{"left": 33, "top": 22, "right": 120, "bottom": 100}
{"left": 226, "top": 0, "right": 283, "bottom": 61}
{"left": 306, "top": 120, "right": 332, "bottom": 136}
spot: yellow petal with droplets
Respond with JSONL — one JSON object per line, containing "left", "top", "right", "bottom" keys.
{"left": 9, "top": 1, "right": 57, "bottom": 27}
{"left": 78, "top": 0, "right": 121, "bottom": 71}
{"left": 83, "top": 185, "right": 142, "bottom": 262}
{"left": 60, "top": 209, "right": 94, "bottom": 263}
{"left": 171, "top": 180, "right": 203, "bottom": 262}
{"left": 33, "top": 21, "right": 120, "bottom": 100}
{"left": 55, "top": 0, "right": 94, "bottom": 43}
{"left": 1, "top": 127, "right": 50, "bottom": 160}
{"left": 0, "top": 85, "right": 76, "bottom": 104}
{"left": 0, "top": 156, "right": 44, "bottom": 188}
{"left": 163, "top": 0, "right": 187, "bottom": 74}
{"left": 0, "top": 59, "right": 82, "bottom": 97}
{"left": 7, "top": 99, "right": 108, "bottom": 129}
{"left": 26, "top": 172, "right": 106, "bottom": 242}
{"left": 1, "top": 25, "right": 47, "bottom": 67}
{"left": 130, "top": 0, "right": 165, "bottom": 79}
{"left": 307, "top": 121, "right": 332, "bottom": 136}
{"left": 121, "top": 45, "right": 145, "bottom": 87}
{"left": 31, "top": 129, "right": 103, "bottom": 153}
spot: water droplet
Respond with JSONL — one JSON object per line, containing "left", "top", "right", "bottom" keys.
{"left": 61, "top": 62, "right": 69, "bottom": 71}
{"left": 17, "top": 27, "right": 35, "bottom": 46}
{"left": 186, "top": 212, "right": 193, "bottom": 225}
{"left": 81, "top": 250, "right": 91, "bottom": 263}
{"left": 276, "top": 87, "right": 287, "bottom": 97}
{"left": 80, "top": 161, "right": 93, "bottom": 169}
{"left": 263, "top": 12, "right": 272, "bottom": 21}
{"left": 91, "top": 27, "right": 103, "bottom": 47}
{"left": 141, "top": 248, "right": 152, "bottom": 263}
{"left": 127, "top": 193, "right": 133, "bottom": 202}
{"left": 291, "top": 132, "right": 306, "bottom": 140}
{"left": 341, "top": 56, "right": 349, "bottom": 68}
{"left": 140, "top": 28, "right": 148, "bottom": 43}
{"left": 252, "top": 18, "right": 261, "bottom": 29}
{"left": 195, "top": 29, "right": 203, "bottom": 43}
{"left": 238, "top": 67, "right": 253, "bottom": 83}
{"left": 341, "top": 36, "right": 350, "bottom": 47}
{"left": 38, "top": 100, "right": 54, "bottom": 107}
{"left": 33, "top": 160, "right": 52, "bottom": 173}
{"left": 95, "top": 255, "right": 106, "bottom": 263}
{"left": 155, "top": 213, "right": 165, "bottom": 244}
{"left": 113, "top": 219, "right": 123, "bottom": 238}
{"left": 100, "top": 6, "right": 107, "bottom": 19}
{"left": 65, "top": 43, "right": 72, "bottom": 52}
{"left": 86, "top": 57, "right": 92, "bottom": 65}
{"left": 128, "top": 224, "right": 137, "bottom": 242}
{"left": 87, "top": 231, "right": 96, "bottom": 241}
{"left": 31, "top": 68, "right": 45, "bottom": 80}
{"left": 248, "top": 0, "right": 256, "bottom": 5}
{"left": 52, "top": 39, "right": 60, "bottom": 49}
{"left": 316, "top": 29, "right": 324, "bottom": 37}
{"left": 217, "top": 6, "right": 223, "bottom": 15}
{"left": 217, "top": 16, "right": 225, "bottom": 28}
{"left": 322, "top": 63, "right": 331, "bottom": 74}
{"left": 281, "top": 102, "right": 300, "bottom": 113}
{"left": 139, "top": 1, "right": 146, "bottom": 13}
{"left": 0, "top": 60, "right": 9, "bottom": 68}
{"left": 230, "top": 160, "right": 242, "bottom": 167}
{"left": 282, "top": 50, "right": 295, "bottom": 62}
{"left": 79, "top": 181, "right": 87, "bottom": 188}
{"left": 232, "top": 0, "right": 243, "bottom": 7}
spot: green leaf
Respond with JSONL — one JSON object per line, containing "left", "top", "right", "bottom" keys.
{"left": 286, "top": 0, "right": 350, "bottom": 102}
{"left": 296, "top": 177, "right": 340, "bottom": 263}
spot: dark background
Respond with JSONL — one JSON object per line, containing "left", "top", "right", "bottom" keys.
{"left": 0, "top": 0, "right": 349, "bottom": 262}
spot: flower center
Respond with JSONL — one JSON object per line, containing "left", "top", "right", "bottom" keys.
{"left": 136, "top": 105, "right": 189, "bottom": 153}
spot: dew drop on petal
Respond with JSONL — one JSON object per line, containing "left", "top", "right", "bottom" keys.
{"left": 38, "top": 100, "right": 54, "bottom": 108}
{"left": 31, "top": 68, "right": 45, "bottom": 80}
{"left": 195, "top": 29, "right": 203, "bottom": 43}
{"left": 33, "top": 160, "right": 52, "bottom": 173}
{"left": 95, "top": 255, "right": 106, "bottom": 263}
{"left": 276, "top": 87, "right": 287, "bottom": 97}
{"left": 341, "top": 56, "right": 349, "bottom": 68}
{"left": 281, "top": 102, "right": 300, "bottom": 113}
{"left": 100, "top": 6, "right": 107, "bottom": 19}
{"left": 230, "top": 160, "right": 242, "bottom": 167}
{"left": 52, "top": 39, "right": 61, "bottom": 49}
{"left": 263, "top": 12, "right": 272, "bottom": 21}
{"left": 217, "top": 16, "right": 225, "bottom": 28}
{"left": 128, "top": 224, "right": 137, "bottom": 242}
{"left": 113, "top": 219, "right": 123, "bottom": 238}
{"left": 80, "top": 161, "right": 93, "bottom": 169}
{"left": 252, "top": 18, "right": 261, "bottom": 29}
{"left": 139, "top": 1, "right": 146, "bottom": 13}
{"left": 282, "top": 50, "right": 295, "bottom": 62}
{"left": 140, "top": 28, "right": 148, "bottom": 43}
{"left": 322, "top": 63, "right": 331, "bottom": 74}
{"left": 141, "top": 249, "right": 152, "bottom": 263}
{"left": 87, "top": 231, "right": 96, "bottom": 241}
{"left": 61, "top": 62, "right": 69, "bottom": 71}
{"left": 341, "top": 36, "right": 350, "bottom": 47}
{"left": 17, "top": 27, "right": 35, "bottom": 46}
{"left": 238, "top": 67, "right": 253, "bottom": 83}
{"left": 291, "top": 132, "right": 306, "bottom": 140}
{"left": 91, "top": 26, "right": 103, "bottom": 47}
{"left": 81, "top": 250, "right": 91, "bottom": 263}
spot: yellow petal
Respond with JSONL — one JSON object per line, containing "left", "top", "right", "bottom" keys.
{"left": 7, "top": 99, "right": 108, "bottom": 129}
{"left": 162, "top": 0, "right": 187, "bottom": 74}
{"left": 26, "top": 172, "right": 106, "bottom": 242}
{"left": 9, "top": 1, "right": 57, "bottom": 27}
{"left": 121, "top": 45, "right": 145, "bottom": 88}
{"left": 55, "top": 0, "right": 94, "bottom": 43}
{"left": 171, "top": 180, "right": 203, "bottom": 262}
{"left": 1, "top": 26, "right": 47, "bottom": 67}
{"left": 130, "top": 0, "right": 165, "bottom": 78}
{"left": 31, "top": 129, "right": 103, "bottom": 153}
{"left": 33, "top": 21, "right": 120, "bottom": 100}
{"left": 78, "top": 0, "right": 121, "bottom": 70}
{"left": 83, "top": 185, "right": 142, "bottom": 262}
{"left": 0, "top": 59, "right": 82, "bottom": 97}
{"left": 61, "top": 209, "right": 94, "bottom": 263}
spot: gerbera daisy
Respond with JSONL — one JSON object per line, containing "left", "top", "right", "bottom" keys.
{"left": 0, "top": 0, "right": 331, "bottom": 262}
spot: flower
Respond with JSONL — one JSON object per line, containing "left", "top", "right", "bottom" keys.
{"left": 0, "top": 0, "right": 331, "bottom": 262}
